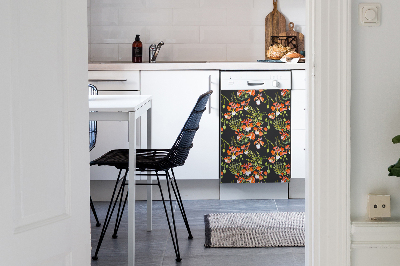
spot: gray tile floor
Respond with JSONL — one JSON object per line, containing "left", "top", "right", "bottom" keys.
{"left": 91, "top": 199, "right": 305, "bottom": 266}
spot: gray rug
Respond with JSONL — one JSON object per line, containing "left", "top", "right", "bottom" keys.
{"left": 204, "top": 212, "right": 305, "bottom": 248}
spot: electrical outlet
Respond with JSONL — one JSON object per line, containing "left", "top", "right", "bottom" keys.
{"left": 368, "top": 194, "right": 391, "bottom": 219}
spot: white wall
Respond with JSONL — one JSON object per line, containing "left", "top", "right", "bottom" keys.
{"left": 87, "top": 0, "right": 305, "bottom": 62}
{"left": 351, "top": 0, "right": 400, "bottom": 220}
{"left": 351, "top": 1, "right": 400, "bottom": 264}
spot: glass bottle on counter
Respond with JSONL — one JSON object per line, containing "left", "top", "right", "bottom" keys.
{"left": 132, "top": 35, "right": 142, "bottom": 63}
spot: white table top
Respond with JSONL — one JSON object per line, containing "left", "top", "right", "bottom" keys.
{"left": 89, "top": 95, "right": 152, "bottom": 112}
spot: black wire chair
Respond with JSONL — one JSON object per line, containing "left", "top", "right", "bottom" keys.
{"left": 89, "top": 84, "right": 101, "bottom": 227}
{"left": 90, "top": 90, "right": 213, "bottom": 262}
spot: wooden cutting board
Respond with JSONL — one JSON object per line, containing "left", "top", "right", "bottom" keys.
{"left": 279, "top": 22, "right": 304, "bottom": 52}
{"left": 265, "top": 0, "right": 286, "bottom": 59}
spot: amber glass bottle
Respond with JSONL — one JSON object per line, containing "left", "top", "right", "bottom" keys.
{"left": 132, "top": 35, "right": 142, "bottom": 63}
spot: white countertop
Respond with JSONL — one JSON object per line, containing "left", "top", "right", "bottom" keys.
{"left": 89, "top": 62, "right": 306, "bottom": 71}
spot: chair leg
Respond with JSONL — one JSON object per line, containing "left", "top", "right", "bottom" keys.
{"left": 92, "top": 169, "right": 128, "bottom": 261}
{"left": 112, "top": 178, "right": 128, "bottom": 239}
{"left": 168, "top": 169, "right": 193, "bottom": 239}
{"left": 156, "top": 171, "right": 182, "bottom": 262}
{"left": 90, "top": 196, "right": 101, "bottom": 227}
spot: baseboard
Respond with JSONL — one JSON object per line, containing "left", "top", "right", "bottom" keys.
{"left": 289, "top": 178, "right": 305, "bottom": 198}
{"left": 220, "top": 183, "right": 289, "bottom": 200}
{"left": 90, "top": 178, "right": 305, "bottom": 201}
{"left": 90, "top": 179, "right": 220, "bottom": 201}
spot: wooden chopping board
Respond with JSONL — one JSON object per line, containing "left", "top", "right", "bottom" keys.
{"left": 280, "top": 22, "right": 304, "bottom": 52}
{"left": 265, "top": 0, "right": 286, "bottom": 59}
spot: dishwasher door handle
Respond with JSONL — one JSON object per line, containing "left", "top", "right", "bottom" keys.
{"left": 247, "top": 81, "right": 264, "bottom": 86}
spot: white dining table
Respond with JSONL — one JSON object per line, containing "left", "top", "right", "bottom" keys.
{"left": 89, "top": 94, "right": 152, "bottom": 266}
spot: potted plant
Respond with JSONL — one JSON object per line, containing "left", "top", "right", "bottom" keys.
{"left": 388, "top": 135, "right": 400, "bottom": 176}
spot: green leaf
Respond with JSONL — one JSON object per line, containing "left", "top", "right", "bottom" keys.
{"left": 388, "top": 158, "right": 400, "bottom": 176}
{"left": 392, "top": 135, "right": 400, "bottom": 144}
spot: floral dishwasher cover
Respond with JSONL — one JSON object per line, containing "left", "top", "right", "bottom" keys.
{"left": 220, "top": 89, "right": 291, "bottom": 184}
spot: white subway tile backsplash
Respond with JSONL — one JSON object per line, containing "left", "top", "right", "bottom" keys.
{"left": 91, "top": 7, "right": 118, "bottom": 26}
{"left": 91, "top": 26, "right": 146, "bottom": 43}
{"left": 227, "top": 43, "right": 264, "bottom": 61}
{"left": 91, "top": 44, "right": 119, "bottom": 62}
{"left": 88, "top": 43, "right": 91, "bottom": 62}
{"left": 146, "top": 0, "right": 199, "bottom": 9}
{"left": 280, "top": 1, "right": 306, "bottom": 25}
{"left": 200, "top": 26, "right": 264, "bottom": 44}
{"left": 118, "top": 44, "right": 132, "bottom": 61}
{"left": 119, "top": 8, "right": 173, "bottom": 26}
{"left": 172, "top": 44, "right": 226, "bottom": 61}
{"left": 253, "top": 0, "right": 271, "bottom": 9}
{"left": 199, "top": 0, "right": 228, "bottom": 8}
{"left": 252, "top": 26, "right": 266, "bottom": 44}
{"left": 173, "top": 8, "right": 226, "bottom": 26}
{"left": 87, "top": 8, "right": 91, "bottom": 26}
{"left": 200, "top": 26, "right": 253, "bottom": 44}
{"left": 147, "top": 26, "right": 199, "bottom": 44}
{"left": 225, "top": 0, "right": 253, "bottom": 8}
{"left": 200, "top": 0, "right": 252, "bottom": 8}
{"left": 227, "top": 8, "right": 267, "bottom": 26}
{"left": 88, "top": 0, "right": 305, "bottom": 62}
{"left": 293, "top": 24, "right": 306, "bottom": 35}
{"left": 91, "top": 0, "right": 146, "bottom": 8}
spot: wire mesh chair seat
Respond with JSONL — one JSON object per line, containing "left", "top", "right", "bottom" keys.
{"left": 90, "top": 90, "right": 213, "bottom": 262}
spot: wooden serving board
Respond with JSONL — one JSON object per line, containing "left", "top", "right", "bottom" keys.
{"left": 280, "top": 22, "right": 304, "bottom": 52}
{"left": 265, "top": 0, "right": 286, "bottom": 59}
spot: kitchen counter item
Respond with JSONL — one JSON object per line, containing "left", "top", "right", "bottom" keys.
{"left": 132, "top": 35, "right": 142, "bottom": 63}
{"left": 265, "top": 0, "right": 287, "bottom": 59}
{"left": 279, "top": 22, "right": 304, "bottom": 53}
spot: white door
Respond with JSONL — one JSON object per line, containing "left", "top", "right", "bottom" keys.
{"left": 0, "top": 0, "right": 90, "bottom": 265}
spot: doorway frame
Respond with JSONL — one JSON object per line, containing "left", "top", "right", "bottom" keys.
{"left": 306, "top": 0, "right": 351, "bottom": 265}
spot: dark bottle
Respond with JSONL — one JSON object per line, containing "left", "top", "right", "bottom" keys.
{"left": 132, "top": 35, "right": 142, "bottom": 63}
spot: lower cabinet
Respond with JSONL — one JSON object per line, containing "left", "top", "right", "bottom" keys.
{"left": 141, "top": 70, "right": 220, "bottom": 180}
{"left": 291, "top": 70, "right": 306, "bottom": 179}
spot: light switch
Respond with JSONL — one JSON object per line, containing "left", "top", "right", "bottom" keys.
{"left": 359, "top": 3, "right": 381, "bottom": 26}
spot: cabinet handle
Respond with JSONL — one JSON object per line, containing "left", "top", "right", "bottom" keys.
{"left": 247, "top": 81, "right": 264, "bottom": 86}
{"left": 88, "top": 79, "right": 127, "bottom": 82}
{"left": 208, "top": 75, "right": 212, "bottom": 114}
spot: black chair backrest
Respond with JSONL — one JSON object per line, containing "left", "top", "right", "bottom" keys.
{"left": 89, "top": 84, "right": 98, "bottom": 151}
{"left": 163, "top": 90, "right": 213, "bottom": 169}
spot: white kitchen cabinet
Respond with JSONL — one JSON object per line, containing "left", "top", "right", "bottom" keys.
{"left": 88, "top": 71, "right": 140, "bottom": 91}
{"left": 291, "top": 70, "right": 306, "bottom": 179}
{"left": 88, "top": 71, "right": 141, "bottom": 180}
{"left": 141, "top": 70, "right": 220, "bottom": 180}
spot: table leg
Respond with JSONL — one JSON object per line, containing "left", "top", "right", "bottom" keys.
{"left": 147, "top": 104, "right": 152, "bottom": 232}
{"left": 128, "top": 112, "right": 136, "bottom": 266}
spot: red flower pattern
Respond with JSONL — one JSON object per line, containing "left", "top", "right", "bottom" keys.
{"left": 221, "top": 88, "right": 290, "bottom": 183}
